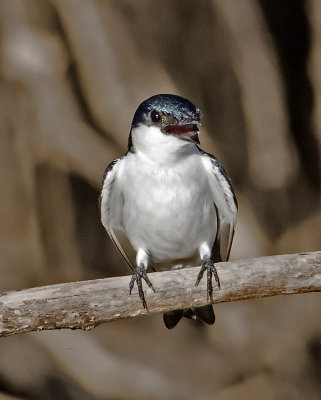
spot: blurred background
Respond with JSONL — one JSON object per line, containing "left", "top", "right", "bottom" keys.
{"left": 0, "top": 0, "right": 320, "bottom": 399}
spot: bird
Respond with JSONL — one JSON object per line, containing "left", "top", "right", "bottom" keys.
{"left": 100, "top": 94, "right": 237, "bottom": 329}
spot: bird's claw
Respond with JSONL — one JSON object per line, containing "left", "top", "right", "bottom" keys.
{"left": 129, "top": 264, "right": 155, "bottom": 309}
{"left": 195, "top": 258, "right": 220, "bottom": 302}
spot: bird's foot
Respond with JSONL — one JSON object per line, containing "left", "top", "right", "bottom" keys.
{"left": 129, "top": 264, "right": 155, "bottom": 309}
{"left": 195, "top": 257, "right": 220, "bottom": 302}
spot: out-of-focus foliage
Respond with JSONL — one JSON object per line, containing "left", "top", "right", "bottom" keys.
{"left": 0, "top": 0, "right": 320, "bottom": 399}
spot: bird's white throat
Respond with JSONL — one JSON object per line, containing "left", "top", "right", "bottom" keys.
{"left": 131, "top": 125, "right": 197, "bottom": 165}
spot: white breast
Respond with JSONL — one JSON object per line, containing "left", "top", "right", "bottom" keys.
{"left": 118, "top": 149, "right": 217, "bottom": 263}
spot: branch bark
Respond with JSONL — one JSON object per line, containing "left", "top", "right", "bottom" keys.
{"left": 0, "top": 251, "right": 320, "bottom": 337}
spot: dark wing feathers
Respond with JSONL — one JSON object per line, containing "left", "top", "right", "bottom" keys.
{"left": 199, "top": 149, "right": 237, "bottom": 262}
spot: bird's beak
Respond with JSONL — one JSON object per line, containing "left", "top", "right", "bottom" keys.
{"left": 163, "top": 123, "right": 200, "bottom": 144}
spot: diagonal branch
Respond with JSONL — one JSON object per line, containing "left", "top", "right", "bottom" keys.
{"left": 0, "top": 251, "right": 320, "bottom": 337}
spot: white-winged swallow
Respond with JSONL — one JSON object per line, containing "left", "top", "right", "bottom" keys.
{"left": 100, "top": 94, "right": 237, "bottom": 328}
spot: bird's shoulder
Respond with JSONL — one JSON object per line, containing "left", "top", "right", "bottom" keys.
{"left": 198, "top": 147, "right": 238, "bottom": 210}
{"left": 102, "top": 157, "right": 123, "bottom": 186}
{"left": 100, "top": 157, "right": 125, "bottom": 212}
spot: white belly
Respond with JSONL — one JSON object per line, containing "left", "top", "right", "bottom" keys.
{"left": 119, "top": 153, "right": 216, "bottom": 262}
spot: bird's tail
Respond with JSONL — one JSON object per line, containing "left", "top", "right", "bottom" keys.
{"left": 163, "top": 304, "right": 215, "bottom": 329}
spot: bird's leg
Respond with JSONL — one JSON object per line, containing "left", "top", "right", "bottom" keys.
{"left": 129, "top": 249, "right": 155, "bottom": 309}
{"left": 195, "top": 246, "right": 220, "bottom": 302}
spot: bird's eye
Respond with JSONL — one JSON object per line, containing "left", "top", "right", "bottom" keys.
{"left": 150, "top": 110, "right": 161, "bottom": 123}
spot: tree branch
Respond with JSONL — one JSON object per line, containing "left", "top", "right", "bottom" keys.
{"left": 0, "top": 251, "right": 320, "bottom": 336}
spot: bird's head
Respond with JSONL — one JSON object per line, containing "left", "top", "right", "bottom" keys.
{"left": 128, "top": 94, "right": 201, "bottom": 158}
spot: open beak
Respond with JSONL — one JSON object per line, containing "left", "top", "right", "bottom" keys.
{"left": 163, "top": 123, "right": 200, "bottom": 144}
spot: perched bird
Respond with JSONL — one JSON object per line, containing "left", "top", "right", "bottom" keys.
{"left": 100, "top": 94, "right": 237, "bottom": 329}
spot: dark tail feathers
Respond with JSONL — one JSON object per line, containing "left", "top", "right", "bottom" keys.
{"left": 163, "top": 304, "right": 215, "bottom": 329}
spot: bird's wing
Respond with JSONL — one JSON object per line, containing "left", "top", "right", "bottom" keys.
{"left": 100, "top": 158, "right": 136, "bottom": 271}
{"left": 200, "top": 149, "right": 238, "bottom": 262}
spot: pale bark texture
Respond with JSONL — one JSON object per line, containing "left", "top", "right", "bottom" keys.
{"left": 0, "top": 251, "right": 320, "bottom": 337}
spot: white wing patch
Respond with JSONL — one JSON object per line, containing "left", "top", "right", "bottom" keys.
{"left": 100, "top": 158, "right": 136, "bottom": 270}
{"left": 201, "top": 153, "right": 237, "bottom": 261}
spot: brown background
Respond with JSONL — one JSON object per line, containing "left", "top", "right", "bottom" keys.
{"left": 0, "top": 0, "right": 320, "bottom": 399}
